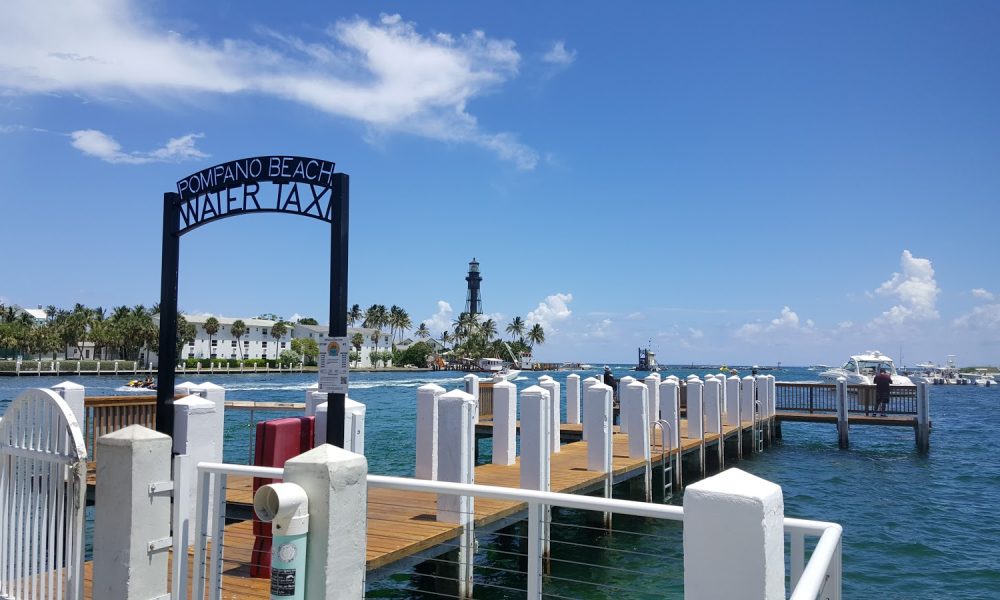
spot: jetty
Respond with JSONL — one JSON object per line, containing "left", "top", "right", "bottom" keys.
{"left": 0, "top": 372, "right": 890, "bottom": 598}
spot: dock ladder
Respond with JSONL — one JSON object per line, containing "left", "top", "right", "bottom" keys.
{"left": 753, "top": 398, "right": 765, "bottom": 454}
{"left": 652, "top": 419, "right": 676, "bottom": 501}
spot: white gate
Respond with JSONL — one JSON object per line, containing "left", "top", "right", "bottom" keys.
{"left": 0, "top": 389, "right": 88, "bottom": 600}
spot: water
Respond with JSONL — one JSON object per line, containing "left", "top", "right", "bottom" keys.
{"left": 2, "top": 366, "right": 998, "bottom": 597}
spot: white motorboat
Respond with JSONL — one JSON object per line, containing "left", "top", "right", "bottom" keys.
{"left": 819, "top": 351, "right": 912, "bottom": 385}
{"left": 479, "top": 357, "right": 521, "bottom": 382}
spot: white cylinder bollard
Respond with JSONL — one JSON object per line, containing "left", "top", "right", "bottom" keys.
{"left": 539, "top": 378, "right": 562, "bottom": 454}
{"left": 520, "top": 385, "right": 551, "bottom": 492}
{"left": 416, "top": 384, "right": 445, "bottom": 480}
{"left": 436, "top": 390, "right": 476, "bottom": 523}
{"left": 687, "top": 378, "right": 704, "bottom": 441}
{"left": 683, "top": 468, "right": 786, "bottom": 600}
{"left": 644, "top": 373, "right": 661, "bottom": 433}
{"left": 566, "top": 374, "right": 581, "bottom": 425}
{"left": 659, "top": 378, "right": 680, "bottom": 450}
{"left": 583, "top": 383, "right": 613, "bottom": 472}
{"left": 618, "top": 375, "right": 636, "bottom": 433}
{"left": 492, "top": 380, "right": 517, "bottom": 466}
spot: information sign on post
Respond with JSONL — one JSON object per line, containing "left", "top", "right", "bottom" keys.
{"left": 318, "top": 337, "right": 350, "bottom": 394}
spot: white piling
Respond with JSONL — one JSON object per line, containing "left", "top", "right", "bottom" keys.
{"left": 566, "top": 374, "right": 581, "bottom": 424}
{"left": 463, "top": 374, "right": 480, "bottom": 424}
{"left": 173, "top": 394, "right": 217, "bottom": 542}
{"left": 623, "top": 381, "right": 650, "bottom": 460}
{"left": 704, "top": 377, "right": 724, "bottom": 469}
{"left": 304, "top": 382, "right": 320, "bottom": 416}
{"left": 583, "top": 383, "right": 613, "bottom": 473}
{"left": 94, "top": 425, "right": 172, "bottom": 600}
{"left": 539, "top": 378, "right": 561, "bottom": 454}
{"left": 492, "top": 380, "right": 517, "bottom": 466}
{"left": 283, "top": 445, "right": 368, "bottom": 600}
{"left": 193, "top": 382, "right": 226, "bottom": 461}
{"left": 51, "top": 381, "right": 85, "bottom": 431}
{"left": 580, "top": 377, "right": 600, "bottom": 440}
{"left": 519, "top": 385, "right": 551, "bottom": 492}
{"left": 436, "top": 390, "right": 476, "bottom": 522}
{"left": 740, "top": 376, "right": 755, "bottom": 425}
{"left": 644, "top": 373, "right": 661, "bottom": 433}
{"left": 618, "top": 375, "right": 636, "bottom": 433}
{"left": 416, "top": 384, "right": 445, "bottom": 479}
{"left": 313, "top": 397, "right": 366, "bottom": 453}
{"left": 683, "top": 468, "right": 785, "bottom": 600}
{"left": 727, "top": 376, "right": 743, "bottom": 459}
{"left": 687, "top": 377, "right": 705, "bottom": 477}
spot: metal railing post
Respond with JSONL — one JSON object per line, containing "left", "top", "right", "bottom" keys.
{"left": 527, "top": 502, "right": 543, "bottom": 599}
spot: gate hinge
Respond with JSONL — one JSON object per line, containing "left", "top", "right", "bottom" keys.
{"left": 148, "top": 481, "right": 174, "bottom": 495}
{"left": 148, "top": 537, "right": 172, "bottom": 554}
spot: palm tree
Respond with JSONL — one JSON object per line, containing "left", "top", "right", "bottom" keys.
{"left": 506, "top": 316, "right": 525, "bottom": 341}
{"left": 440, "top": 331, "right": 452, "bottom": 350}
{"left": 351, "top": 332, "right": 365, "bottom": 366}
{"left": 415, "top": 323, "right": 430, "bottom": 339}
{"left": 347, "top": 304, "right": 362, "bottom": 327}
{"left": 204, "top": 317, "right": 220, "bottom": 358}
{"left": 527, "top": 323, "right": 545, "bottom": 348}
{"left": 231, "top": 320, "right": 247, "bottom": 359}
{"left": 270, "top": 321, "right": 288, "bottom": 360}
{"left": 480, "top": 318, "right": 497, "bottom": 343}
{"left": 389, "top": 305, "right": 411, "bottom": 343}
{"left": 370, "top": 329, "right": 382, "bottom": 366}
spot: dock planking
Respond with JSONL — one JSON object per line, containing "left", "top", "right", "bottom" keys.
{"left": 82, "top": 416, "right": 758, "bottom": 598}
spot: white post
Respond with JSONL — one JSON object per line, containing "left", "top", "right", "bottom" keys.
{"left": 740, "top": 376, "right": 755, "bottom": 425}
{"left": 519, "top": 385, "right": 551, "bottom": 492}
{"left": 688, "top": 377, "right": 705, "bottom": 477}
{"left": 304, "top": 383, "right": 320, "bottom": 416}
{"left": 583, "top": 383, "right": 612, "bottom": 472}
{"left": 436, "top": 390, "right": 476, "bottom": 521}
{"left": 580, "top": 377, "right": 600, "bottom": 440}
{"left": 463, "top": 374, "right": 480, "bottom": 424}
{"left": 539, "top": 377, "right": 561, "bottom": 454}
{"left": 93, "top": 425, "right": 171, "bottom": 600}
{"left": 316, "top": 398, "right": 368, "bottom": 453}
{"left": 193, "top": 382, "right": 225, "bottom": 463}
{"left": 566, "top": 374, "right": 581, "bottom": 425}
{"left": 51, "top": 381, "right": 85, "bottom": 431}
{"left": 283, "top": 444, "right": 368, "bottom": 600}
{"left": 173, "top": 395, "right": 218, "bottom": 542}
{"left": 704, "top": 376, "right": 723, "bottom": 469}
{"left": 836, "top": 378, "right": 849, "bottom": 449}
{"left": 618, "top": 375, "right": 636, "bottom": 433}
{"left": 623, "top": 381, "right": 650, "bottom": 459}
{"left": 416, "top": 384, "right": 445, "bottom": 479}
{"left": 717, "top": 373, "right": 728, "bottom": 423}
{"left": 659, "top": 378, "right": 681, "bottom": 450}
{"left": 683, "top": 468, "right": 785, "bottom": 600}
{"left": 725, "top": 376, "right": 742, "bottom": 427}
{"left": 492, "top": 380, "right": 517, "bottom": 466}
{"left": 644, "top": 373, "right": 661, "bottom": 433}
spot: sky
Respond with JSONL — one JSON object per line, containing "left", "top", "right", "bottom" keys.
{"left": 1, "top": 0, "right": 998, "bottom": 365}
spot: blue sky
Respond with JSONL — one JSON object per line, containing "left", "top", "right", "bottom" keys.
{"left": 1, "top": 0, "right": 998, "bottom": 365}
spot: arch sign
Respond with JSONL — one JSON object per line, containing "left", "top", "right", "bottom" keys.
{"left": 156, "top": 155, "right": 349, "bottom": 446}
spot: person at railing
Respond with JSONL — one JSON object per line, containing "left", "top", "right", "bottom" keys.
{"left": 874, "top": 368, "right": 892, "bottom": 417}
{"left": 603, "top": 366, "right": 620, "bottom": 424}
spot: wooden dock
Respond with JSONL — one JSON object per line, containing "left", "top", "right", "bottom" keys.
{"left": 82, "top": 416, "right": 760, "bottom": 599}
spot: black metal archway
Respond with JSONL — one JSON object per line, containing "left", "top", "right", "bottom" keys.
{"left": 156, "top": 155, "right": 349, "bottom": 446}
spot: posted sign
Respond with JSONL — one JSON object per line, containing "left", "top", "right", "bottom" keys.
{"left": 318, "top": 336, "right": 350, "bottom": 394}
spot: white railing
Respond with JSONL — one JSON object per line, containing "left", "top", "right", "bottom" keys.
{"left": 190, "top": 461, "right": 842, "bottom": 600}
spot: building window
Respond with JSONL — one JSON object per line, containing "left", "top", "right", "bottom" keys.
{"left": 188, "top": 353, "right": 194, "bottom": 359}
{"left": 281, "top": 342, "right": 286, "bottom": 349}
{"left": 262, "top": 329, "right": 268, "bottom": 336}
{"left": 211, "top": 340, "right": 218, "bottom": 347}
{"left": 262, "top": 341, "right": 268, "bottom": 347}
{"left": 231, "top": 341, "right": 236, "bottom": 347}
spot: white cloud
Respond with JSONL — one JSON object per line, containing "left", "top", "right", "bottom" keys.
{"left": 422, "top": 300, "right": 453, "bottom": 336}
{"left": 953, "top": 304, "right": 1000, "bottom": 333}
{"left": 971, "top": 288, "right": 995, "bottom": 301}
{"left": 871, "top": 250, "right": 940, "bottom": 326}
{"left": 688, "top": 328, "right": 704, "bottom": 340}
{"left": 542, "top": 41, "right": 576, "bottom": 66}
{"left": 736, "top": 306, "right": 815, "bottom": 340}
{"left": 69, "top": 129, "right": 207, "bottom": 164}
{"left": 526, "top": 293, "right": 573, "bottom": 332}
{"left": 0, "top": 3, "right": 537, "bottom": 168}
{"left": 288, "top": 313, "right": 303, "bottom": 322}
{"left": 625, "top": 312, "right": 644, "bottom": 321}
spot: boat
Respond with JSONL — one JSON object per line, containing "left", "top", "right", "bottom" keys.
{"left": 819, "top": 351, "right": 913, "bottom": 385}
{"left": 478, "top": 357, "right": 521, "bottom": 382}
{"left": 632, "top": 347, "right": 659, "bottom": 372}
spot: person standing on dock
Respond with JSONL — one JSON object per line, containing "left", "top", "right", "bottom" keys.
{"left": 603, "top": 366, "right": 620, "bottom": 423}
{"left": 874, "top": 368, "right": 892, "bottom": 416}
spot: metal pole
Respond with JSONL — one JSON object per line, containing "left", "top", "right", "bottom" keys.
{"left": 326, "top": 173, "right": 349, "bottom": 447}
{"left": 156, "top": 192, "right": 180, "bottom": 437}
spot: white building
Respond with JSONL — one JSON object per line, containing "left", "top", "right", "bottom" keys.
{"left": 143, "top": 314, "right": 393, "bottom": 368}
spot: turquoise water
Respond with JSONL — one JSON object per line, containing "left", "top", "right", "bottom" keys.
{"left": 1, "top": 367, "right": 998, "bottom": 598}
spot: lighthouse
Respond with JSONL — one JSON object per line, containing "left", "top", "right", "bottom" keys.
{"left": 465, "top": 258, "right": 482, "bottom": 315}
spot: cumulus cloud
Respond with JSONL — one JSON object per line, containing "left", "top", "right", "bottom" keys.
{"left": 954, "top": 304, "right": 1000, "bottom": 334}
{"left": 69, "top": 129, "right": 207, "bottom": 164}
{"left": 0, "top": 3, "right": 537, "bottom": 168}
{"left": 526, "top": 293, "right": 573, "bottom": 331}
{"left": 542, "top": 41, "right": 576, "bottom": 66}
{"left": 971, "top": 288, "right": 995, "bottom": 301}
{"left": 422, "top": 300, "right": 454, "bottom": 337}
{"left": 736, "top": 306, "right": 815, "bottom": 340}
{"left": 871, "top": 250, "right": 940, "bottom": 326}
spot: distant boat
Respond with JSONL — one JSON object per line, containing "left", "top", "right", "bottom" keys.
{"left": 479, "top": 357, "right": 520, "bottom": 382}
{"left": 632, "top": 347, "right": 659, "bottom": 372}
{"left": 819, "top": 351, "right": 912, "bottom": 385}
